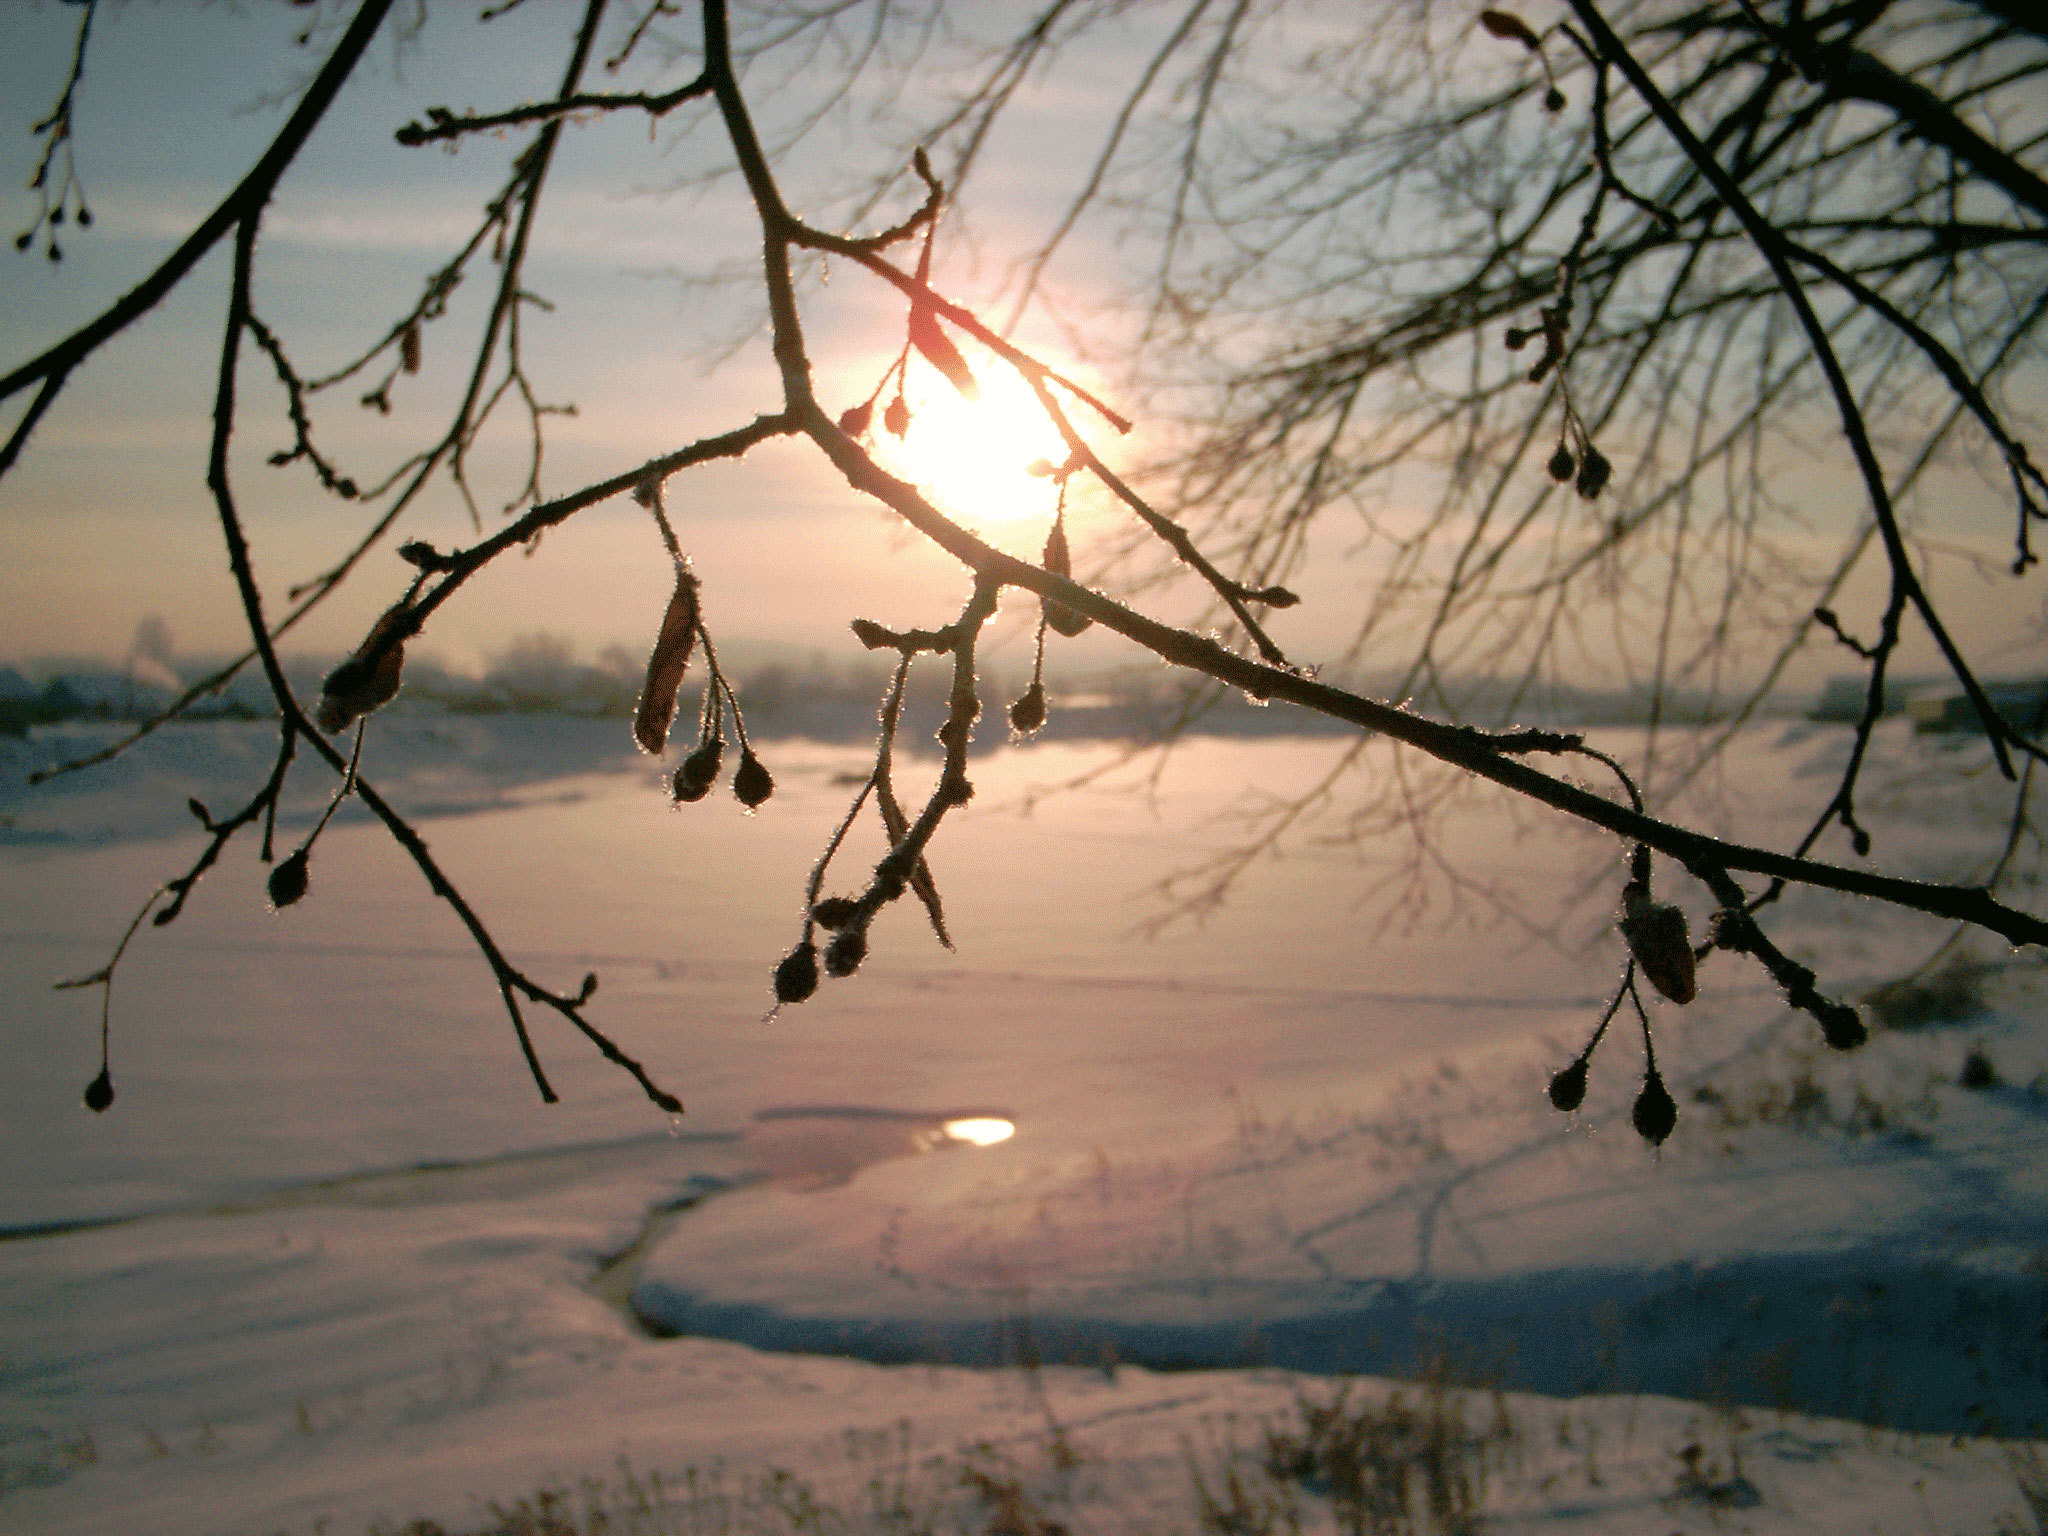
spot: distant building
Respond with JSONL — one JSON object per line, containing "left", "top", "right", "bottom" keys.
{"left": 1905, "top": 677, "right": 2048, "bottom": 737}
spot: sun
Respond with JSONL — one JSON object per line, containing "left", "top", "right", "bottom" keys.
{"left": 874, "top": 363, "right": 1072, "bottom": 528}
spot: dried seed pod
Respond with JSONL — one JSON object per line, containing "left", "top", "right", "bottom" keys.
{"left": 1818, "top": 1000, "right": 1868, "bottom": 1051}
{"left": 317, "top": 603, "right": 410, "bottom": 734}
{"left": 400, "top": 324, "right": 422, "bottom": 375}
{"left": 1548, "top": 1058, "right": 1589, "bottom": 1112}
{"left": 671, "top": 737, "right": 723, "bottom": 803}
{"left": 1575, "top": 445, "right": 1612, "bottom": 499}
{"left": 268, "top": 850, "right": 310, "bottom": 910}
{"left": 1009, "top": 683, "right": 1047, "bottom": 734}
{"left": 1620, "top": 889, "right": 1697, "bottom": 1005}
{"left": 1042, "top": 519, "right": 1092, "bottom": 637}
{"left": 839, "top": 401, "right": 873, "bottom": 436}
{"left": 811, "top": 896, "right": 861, "bottom": 930}
{"left": 1547, "top": 444, "right": 1576, "bottom": 483}
{"left": 824, "top": 927, "right": 868, "bottom": 978}
{"left": 733, "top": 749, "right": 775, "bottom": 809}
{"left": 1632, "top": 1070, "right": 1677, "bottom": 1145}
{"left": 82, "top": 1068, "right": 114, "bottom": 1114}
{"left": 1544, "top": 87, "right": 1567, "bottom": 112}
{"left": 775, "top": 942, "right": 820, "bottom": 1005}
{"left": 907, "top": 305, "right": 978, "bottom": 399}
{"left": 883, "top": 394, "right": 910, "bottom": 436}
{"left": 633, "top": 569, "right": 701, "bottom": 756}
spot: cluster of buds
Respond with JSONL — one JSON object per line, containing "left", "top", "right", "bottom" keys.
{"left": 1546, "top": 845, "right": 1695, "bottom": 1146}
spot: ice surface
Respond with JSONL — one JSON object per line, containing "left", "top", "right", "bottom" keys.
{"left": 3, "top": 718, "right": 2044, "bottom": 1531}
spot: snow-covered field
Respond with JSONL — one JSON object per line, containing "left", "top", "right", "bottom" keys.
{"left": 3, "top": 714, "right": 2045, "bottom": 1534}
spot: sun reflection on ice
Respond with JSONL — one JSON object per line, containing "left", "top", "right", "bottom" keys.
{"left": 942, "top": 1116, "right": 1016, "bottom": 1147}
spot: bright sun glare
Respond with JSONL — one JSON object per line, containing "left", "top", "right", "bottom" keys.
{"left": 880, "top": 364, "right": 1072, "bottom": 528}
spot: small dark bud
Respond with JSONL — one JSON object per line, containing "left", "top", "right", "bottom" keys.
{"left": 775, "top": 942, "right": 820, "bottom": 1004}
{"left": 269, "top": 451, "right": 295, "bottom": 467}
{"left": 1505, "top": 327, "right": 1532, "bottom": 351}
{"left": 400, "top": 325, "right": 422, "bottom": 376}
{"left": 1632, "top": 1071, "right": 1677, "bottom": 1145}
{"left": 1544, "top": 87, "right": 1567, "bottom": 112}
{"left": 850, "top": 618, "right": 897, "bottom": 651}
{"left": 824, "top": 927, "right": 868, "bottom": 978}
{"left": 75, "top": 205, "right": 92, "bottom": 228}
{"left": 733, "top": 750, "right": 775, "bottom": 809}
{"left": 336, "top": 478, "right": 358, "bottom": 499}
{"left": 50, "top": 207, "right": 64, "bottom": 227}
{"left": 1575, "top": 446, "right": 1612, "bottom": 499}
{"left": 1009, "top": 683, "right": 1047, "bottom": 734}
{"left": 672, "top": 737, "right": 723, "bottom": 803}
{"left": 1818, "top": 1001, "right": 1867, "bottom": 1051}
{"left": 1547, "top": 445, "right": 1576, "bottom": 483}
{"left": 811, "top": 896, "right": 861, "bottom": 930}
{"left": 1814, "top": 607, "right": 1838, "bottom": 628}
{"left": 839, "top": 401, "right": 874, "bottom": 436}
{"left": 577, "top": 972, "right": 599, "bottom": 1003}
{"left": 883, "top": 394, "right": 910, "bottom": 436}
{"left": 398, "top": 541, "right": 441, "bottom": 570}
{"left": 13, "top": 231, "right": 32, "bottom": 252}
{"left": 48, "top": 241, "right": 63, "bottom": 263}
{"left": 268, "top": 850, "right": 310, "bottom": 909}
{"left": 1548, "top": 1058, "right": 1589, "bottom": 1112}
{"left": 83, "top": 1068, "right": 114, "bottom": 1114}
{"left": 187, "top": 797, "right": 213, "bottom": 827}
{"left": 1959, "top": 1046, "right": 1998, "bottom": 1090}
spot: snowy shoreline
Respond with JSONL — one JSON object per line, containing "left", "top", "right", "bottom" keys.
{"left": 5, "top": 721, "right": 2046, "bottom": 1531}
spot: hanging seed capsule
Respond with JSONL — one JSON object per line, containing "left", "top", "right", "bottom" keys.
{"left": 1547, "top": 445, "right": 1576, "bottom": 483}
{"left": 1575, "top": 445, "right": 1612, "bottom": 499}
{"left": 1632, "top": 1070, "right": 1677, "bottom": 1145}
{"left": 811, "top": 896, "right": 861, "bottom": 930}
{"left": 883, "top": 394, "right": 910, "bottom": 436}
{"left": 1544, "top": 87, "right": 1567, "bottom": 112}
{"left": 75, "top": 204, "right": 92, "bottom": 228}
{"left": 267, "top": 849, "right": 310, "bottom": 909}
{"left": 839, "top": 401, "right": 874, "bottom": 436}
{"left": 671, "top": 736, "right": 723, "bottom": 803}
{"left": 825, "top": 927, "right": 868, "bottom": 978}
{"left": 1009, "top": 683, "right": 1047, "bottom": 734}
{"left": 14, "top": 231, "right": 32, "bottom": 252}
{"left": 1548, "top": 1058, "right": 1589, "bottom": 1112}
{"left": 82, "top": 1068, "right": 115, "bottom": 1114}
{"left": 733, "top": 750, "right": 775, "bottom": 809}
{"left": 774, "top": 942, "right": 820, "bottom": 1005}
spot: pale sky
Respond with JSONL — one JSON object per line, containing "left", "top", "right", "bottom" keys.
{"left": 2, "top": 0, "right": 2042, "bottom": 694}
